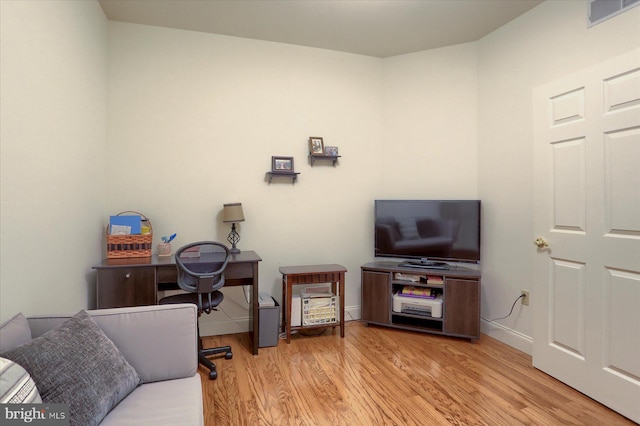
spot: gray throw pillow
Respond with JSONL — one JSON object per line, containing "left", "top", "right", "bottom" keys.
{"left": 1, "top": 310, "right": 141, "bottom": 426}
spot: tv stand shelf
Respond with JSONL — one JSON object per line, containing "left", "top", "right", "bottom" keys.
{"left": 361, "top": 261, "right": 480, "bottom": 340}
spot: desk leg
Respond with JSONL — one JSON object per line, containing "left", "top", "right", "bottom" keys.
{"left": 339, "top": 272, "right": 345, "bottom": 338}
{"left": 252, "top": 262, "right": 259, "bottom": 355}
{"left": 330, "top": 281, "right": 338, "bottom": 335}
{"left": 283, "top": 276, "right": 292, "bottom": 344}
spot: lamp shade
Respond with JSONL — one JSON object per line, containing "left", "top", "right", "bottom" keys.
{"left": 223, "top": 203, "right": 245, "bottom": 223}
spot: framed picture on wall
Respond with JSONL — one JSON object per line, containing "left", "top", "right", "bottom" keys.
{"left": 324, "top": 146, "right": 338, "bottom": 156}
{"left": 309, "top": 137, "right": 324, "bottom": 155}
{"left": 272, "top": 156, "right": 294, "bottom": 172}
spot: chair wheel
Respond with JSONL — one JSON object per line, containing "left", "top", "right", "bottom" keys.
{"left": 209, "top": 370, "right": 217, "bottom": 380}
{"left": 225, "top": 352, "right": 233, "bottom": 360}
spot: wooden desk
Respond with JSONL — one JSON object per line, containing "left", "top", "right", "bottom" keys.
{"left": 92, "top": 251, "right": 262, "bottom": 355}
{"left": 279, "top": 264, "right": 347, "bottom": 344}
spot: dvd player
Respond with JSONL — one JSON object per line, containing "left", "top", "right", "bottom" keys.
{"left": 399, "top": 260, "right": 449, "bottom": 270}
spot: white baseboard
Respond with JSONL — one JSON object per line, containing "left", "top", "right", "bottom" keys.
{"left": 199, "top": 305, "right": 362, "bottom": 337}
{"left": 200, "top": 307, "right": 532, "bottom": 358}
{"left": 480, "top": 319, "right": 533, "bottom": 356}
{"left": 345, "top": 306, "right": 360, "bottom": 322}
{"left": 199, "top": 314, "right": 250, "bottom": 336}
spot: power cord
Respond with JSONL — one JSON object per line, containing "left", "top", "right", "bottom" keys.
{"left": 484, "top": 294, "right": 525, "bottom": 321}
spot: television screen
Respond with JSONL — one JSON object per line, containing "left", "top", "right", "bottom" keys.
{"left": 374, "top": 200, "right": 481, "bottom": 265}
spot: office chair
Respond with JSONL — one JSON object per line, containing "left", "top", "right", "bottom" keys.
{"left": 159, "top": 241, "right": 232, "bottom": 380}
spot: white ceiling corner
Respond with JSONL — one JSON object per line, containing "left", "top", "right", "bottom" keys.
{"left": 98, "top": 0, "right": 543, "bottom": 58}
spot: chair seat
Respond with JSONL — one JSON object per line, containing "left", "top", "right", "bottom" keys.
{"left": 159, "top": 291, "right": 224, "bottom": 312}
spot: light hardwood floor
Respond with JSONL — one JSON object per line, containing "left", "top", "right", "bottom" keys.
{"left": 199, "top": 321, "right": 634, "bottom": 425}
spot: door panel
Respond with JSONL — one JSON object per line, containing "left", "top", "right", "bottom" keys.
{"left": 549, "top": 259, "right": 586, "bottom": 359}
{"left": 533, "top": 49, "right": 640, "bottom": 423}
{"left": 552, "top": 138, "right": 586, "bottom": 232}
{"left": 605, "top": 128, "right": 640, "bottom": 234}
{"left": 605, "top": 269, "right": 640, "bottom": 382}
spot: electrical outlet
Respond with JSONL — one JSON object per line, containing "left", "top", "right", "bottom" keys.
{"left": 521, "top": 290, "right": 530, "bottom": 306}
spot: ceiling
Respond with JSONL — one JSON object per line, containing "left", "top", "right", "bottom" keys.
{"left": 98, "top": 0, "right": 543, "bottom": 58}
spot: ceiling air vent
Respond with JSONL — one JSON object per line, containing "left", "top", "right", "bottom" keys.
{"left": 588, "top": 0, "right": 640, "bottom": 26}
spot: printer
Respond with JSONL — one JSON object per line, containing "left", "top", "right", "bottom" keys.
{"left": 392, "top": 292, "right": 443, "bottom": 318}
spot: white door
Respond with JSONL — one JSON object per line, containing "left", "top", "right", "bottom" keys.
{"left": 533, "top": 49, "right": 640, "bottom": 423}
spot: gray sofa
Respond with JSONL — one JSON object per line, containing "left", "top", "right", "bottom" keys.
{"left": 0, "top": 304, "right": 203, "bottom": 425}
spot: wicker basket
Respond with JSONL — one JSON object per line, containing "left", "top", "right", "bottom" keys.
{"left": 106, "top": 211, "right": 152, "bottom": 259}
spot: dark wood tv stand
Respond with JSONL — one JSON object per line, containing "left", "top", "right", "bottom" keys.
{"left": 361, "top": 261, "right": 481, "bottom": 340}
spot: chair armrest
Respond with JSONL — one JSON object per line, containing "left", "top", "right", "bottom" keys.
{"left": 28, "top": 304, "right": 198, "bottom": 383}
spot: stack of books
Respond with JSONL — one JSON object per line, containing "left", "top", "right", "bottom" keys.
{"left": 179, "top": 246, "right": 201, "bottom": 258}
{"left": 426, "top": 275, "right": 444, "bottom": 285}
{"left": 400, "top": 286, "right": 438, "bottom": 299}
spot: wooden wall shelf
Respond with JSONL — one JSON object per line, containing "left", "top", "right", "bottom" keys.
{"left": 309, "top": 155, "right": 341, "bottom": 167}
{"left": 266, "top": 171, "right": 300, "bottom": 184}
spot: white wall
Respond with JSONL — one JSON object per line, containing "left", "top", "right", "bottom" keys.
{"left": 106, "top": 22, "right": 385, "bottom": 329}
{"left": 0, "top": 1, "right": 108, "bottom": 322}
{"left": 106, "top": 22, "right": 480, "bottom": 332}
{"left": 477, "top": 0, "right": 640, "bottom": 352}
{"left": 382, "top": 43, "right": 479, "bottom": 199}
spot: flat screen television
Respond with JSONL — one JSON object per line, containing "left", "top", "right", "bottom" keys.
{"left": 374, "top": 200, "right": 481, "bottom": 268}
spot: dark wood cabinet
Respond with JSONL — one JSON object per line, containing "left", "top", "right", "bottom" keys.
{"left": 443, "top": 278, "right": 480, "bottom": 337}
{"left": 361, "top": 261, "right": 481, "bottom": 340}
{"left": 361, "top": 270, "right": 391, "bottom": 325}
{"left": 96, "top": 267, "right": 156, "bottom": 309}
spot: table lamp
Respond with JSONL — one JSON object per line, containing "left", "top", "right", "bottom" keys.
{"left": 223, "top": 203, "right": 245, "bottom": 254}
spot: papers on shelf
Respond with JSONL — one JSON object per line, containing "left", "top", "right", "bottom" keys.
{"left": 109, "top": 215, "right": 141, "bottom": 235}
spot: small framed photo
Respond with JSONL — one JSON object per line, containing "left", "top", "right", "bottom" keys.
{"left": 309, "top": 137, "right": 324, "bottom": 155}
{"left": 272, "top": 156, "right": 294, "bottom": 172}
{"left": 324, "top": 146, "right": 338, "bottom": 156}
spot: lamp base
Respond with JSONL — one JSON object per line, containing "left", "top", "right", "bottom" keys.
{"left": 227, "top": 223, "right": 241, "bottom": 254}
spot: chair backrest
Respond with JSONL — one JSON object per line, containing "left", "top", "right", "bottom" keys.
{"left": 175, "top": 241, "right": 230, "bottom": 296}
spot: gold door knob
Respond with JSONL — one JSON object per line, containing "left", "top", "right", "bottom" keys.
{"left": 534, "top": 237, "right": 549, "bottom": 248}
